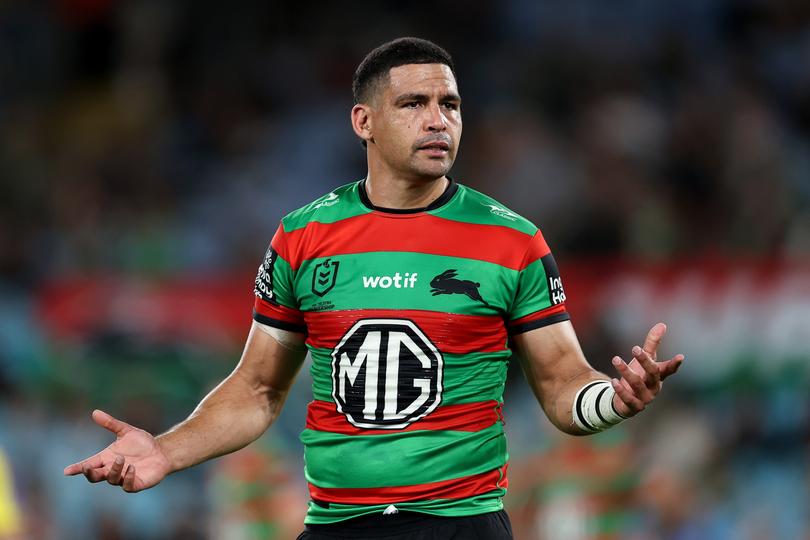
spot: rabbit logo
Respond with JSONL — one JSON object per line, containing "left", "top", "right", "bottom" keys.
{"left": 430, "top": 269, "right": 489, "bottom": 306}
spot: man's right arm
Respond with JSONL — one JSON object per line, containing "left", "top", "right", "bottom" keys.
{"left": 157, "top": 321, "right": 307, "bottom": 471}
{"left": 64, "top": 321, "right": 307, "bottom": 492}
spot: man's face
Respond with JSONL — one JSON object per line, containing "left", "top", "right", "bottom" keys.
{"left": 366, "top": 63, "right": 462, "bottom": 180}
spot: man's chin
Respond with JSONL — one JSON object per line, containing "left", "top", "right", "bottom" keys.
{"left": 409, "top": 159, "right": 453, "bottom": 180}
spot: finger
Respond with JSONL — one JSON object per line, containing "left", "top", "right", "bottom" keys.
{"left": 82, "top": 463, "right": 108, "bottom": 483}
{"left": 619, "top": 376, "right": 634, "bottom": 396}
{"left": 642, "top": 323, "right": 667, "bottom": 356}
{"left": 659, "top": 354, "right": 685, "bottom": 381}
{"left": 611, "top": 378, "right": 645, "bottom": 414}
{"left": 632, "top": 345, "right": 660, "bottom": 388}
{"left": 65, "top": 454, "right": 104, "bottom": 476}
{"left": 122, "top": 464, "right": 137, "bottom": 493}
{"left": 612, "top": 356, "right": 652, "bottom": 401}
{"left": 92, "top": 409, "right": 132, "bottom": 437}
{"left": 107, "top": 456, "right": 125, "bottom": 486}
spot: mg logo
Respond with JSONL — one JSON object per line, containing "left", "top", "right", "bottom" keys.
{"left": 331, "top": 319, "right": 443, "bottom": 429}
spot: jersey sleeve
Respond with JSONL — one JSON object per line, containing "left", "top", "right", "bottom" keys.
{"left": 507, "top": 230, "right": 570, "bottom": 335}
{"left": 253, "top": 223, "right": 306, "bottom": 333}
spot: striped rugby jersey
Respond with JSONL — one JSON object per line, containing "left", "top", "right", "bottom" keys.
{"left": 253, "top": 178, "right": 569, "bottom": 524}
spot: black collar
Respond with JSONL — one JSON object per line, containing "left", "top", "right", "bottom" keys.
{"left": 358, "top": 177, "right": 458, "bottom": 214}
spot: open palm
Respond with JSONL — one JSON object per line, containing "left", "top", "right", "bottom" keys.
{"left": 610, "top": 323, "right": 684, "bottom": 418}
{"left": 64, "top": 410, "right": 171, "bottom": 493}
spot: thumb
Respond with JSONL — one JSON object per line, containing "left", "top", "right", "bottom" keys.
{"left": 92, "top": 409, "right": 132, "bottom": 437}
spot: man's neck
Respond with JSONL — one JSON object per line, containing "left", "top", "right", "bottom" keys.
{"left": 364, "top": 173, "right": 449, "bottom": 210}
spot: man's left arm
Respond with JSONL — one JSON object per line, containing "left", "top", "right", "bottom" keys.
{"left": 512, "top": 320, "right": 684, "bottom": 435}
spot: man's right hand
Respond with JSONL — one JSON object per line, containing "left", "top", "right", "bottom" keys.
{"left": 63, "top": 409, "right": 172, "bottom": 493}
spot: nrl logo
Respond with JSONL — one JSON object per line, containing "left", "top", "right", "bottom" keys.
{"left": 312, "top": 258, "right": 339, "bottom": 297}
{"left": 482, "top": 203, "right": 518, "bottom": 221}
{"left": 311, "top": 192, "right": 339, "bottom": 210}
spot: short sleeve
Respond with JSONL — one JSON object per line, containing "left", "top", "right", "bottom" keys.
{"left": 253, "top": 224, "right": 306, "bottom": 333}
{"left": 507, "top": 230, "right": 570, "bottom": 335}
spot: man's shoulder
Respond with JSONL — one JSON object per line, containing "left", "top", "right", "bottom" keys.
{"left": 447, "top": 183, "right": 538, "bottom": 236}
{"left": 280, "top": 181, "right": 367, "bottom": 233}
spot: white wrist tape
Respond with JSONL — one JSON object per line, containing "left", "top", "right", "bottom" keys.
{"left": 253, "top": 321, "right": 307, "bottom": 352}
{"left": 572, "top": 380, "right": 627, "bottom": 433}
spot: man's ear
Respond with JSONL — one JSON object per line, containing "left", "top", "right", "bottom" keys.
{"left": 351, "top": 104, "right": 373, "bottom": 145}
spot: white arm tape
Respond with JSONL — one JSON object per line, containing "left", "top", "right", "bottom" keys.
{"left": 572, "top": 380, "right": 627, "bottom": 433}
{"left": 253, "top": 321, "right": 307, "bottom": 352}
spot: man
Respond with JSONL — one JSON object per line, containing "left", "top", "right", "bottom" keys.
{"left": 65, "top": 37, "right": 684, "bottom": 539}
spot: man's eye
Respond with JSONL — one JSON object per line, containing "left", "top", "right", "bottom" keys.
{"left": 404, "top": 102, "right": 419, "bottom": 109}
{"left": 443, "top": 102, "right": 458, "bottom": 110}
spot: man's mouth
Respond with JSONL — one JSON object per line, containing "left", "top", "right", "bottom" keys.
{"left": 417, "top": 140, "right": 450, "bottom": 156}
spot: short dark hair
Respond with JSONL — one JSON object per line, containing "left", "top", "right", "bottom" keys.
{"left": 352, "top": 37, "right": 456, "bottom": 105}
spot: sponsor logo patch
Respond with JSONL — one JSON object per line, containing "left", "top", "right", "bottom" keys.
{"left": 541, "top": 254, "right": 566, "bottom": 305}
{"left": 331, "top": 319, "right": 443, "bottom": 429}
{"left": 254, "top": 246, "right": 277, "bottom": 301}
{"left": 362, "top": 272, "right": 418, "bottom": 289}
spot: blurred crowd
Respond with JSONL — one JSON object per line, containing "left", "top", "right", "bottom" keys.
{"left": 0, "top": 0, "right": 808, "bottom": 538}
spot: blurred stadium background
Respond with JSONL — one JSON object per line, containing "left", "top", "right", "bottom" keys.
{"left": 1, "top": 0, "right": 809, "bottom": 538}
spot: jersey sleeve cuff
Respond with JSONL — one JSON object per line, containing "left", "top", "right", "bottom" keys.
{"left": 508, "top": 304, "right": 570, "bottom": 335}
{"left": 252, "top": 310, "right": 307, "bottom": 333}
{"left": 253, "top": 297, "right": 306, "bottom": 333}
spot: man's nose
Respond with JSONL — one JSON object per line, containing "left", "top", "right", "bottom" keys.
{"left": 424, "top": 103, "right": 447, "bottom": 131}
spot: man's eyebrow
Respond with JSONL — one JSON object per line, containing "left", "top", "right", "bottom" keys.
{"left": 393, "top": 92, "right": 462, "bottom": 104}
{"left": 394, "top": 93, "right": 428, "bottom": 104}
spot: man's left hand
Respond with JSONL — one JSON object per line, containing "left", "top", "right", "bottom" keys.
{"left": 610, "top": 322, "right": 684, "bottom": 418}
